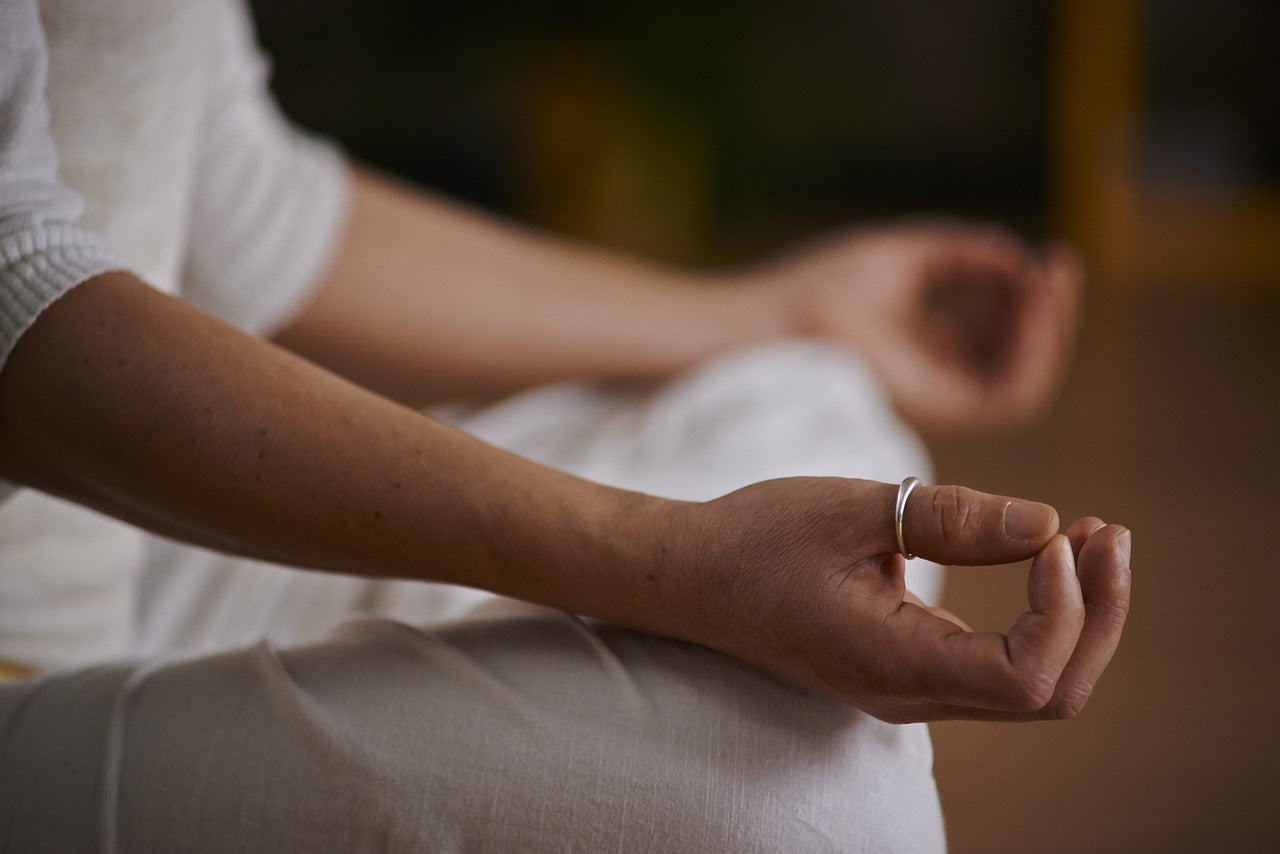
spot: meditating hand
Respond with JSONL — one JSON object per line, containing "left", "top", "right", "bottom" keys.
{"left": 660, "top": 477, "right": 1129, "bottom": 723}
{"left": 748, "top": 222, "right": 1084, "bottom": 433}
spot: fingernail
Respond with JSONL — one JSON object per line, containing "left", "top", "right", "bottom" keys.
{"left": 1003, "top": 501, "right": 1056, "bottom": 540}
{"left": 1116, "top": 528, "right": 1132, "bottom": 564}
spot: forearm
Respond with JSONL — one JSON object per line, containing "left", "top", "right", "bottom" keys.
{"left": 0, "top": 273, "right": 691, "bottom": 637}
{"left": 272, "top": 168, "right": 788, "bottom": 403}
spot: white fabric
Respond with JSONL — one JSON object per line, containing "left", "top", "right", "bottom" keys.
{"left": 0, "top": 0, "right": 122, "bottom": 387}
{"left": 39, "top": 0, "right": 217, "bottom": 295}
{"left": 180, "top": 0, "right": 349, "bottom": 335}
{"left": 0, "top": 492, "right": 143, "bottom": 670}
{"left": 0, "top": 607, "right": 945, "bottom": 853}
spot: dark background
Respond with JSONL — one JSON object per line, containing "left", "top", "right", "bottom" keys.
{"left": 251, "top": 2, "right": 1280, "bottom": 850}
{"left": 253, "top": 0, "right": 1056, "bottom": 259}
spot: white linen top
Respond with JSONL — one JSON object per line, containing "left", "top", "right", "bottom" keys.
{"left": 0, "top": 0, "right": 348, "bottom": 670}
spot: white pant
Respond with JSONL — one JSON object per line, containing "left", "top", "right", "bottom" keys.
{"left": 0, "top": 342, "right": 946, "bottom": 852}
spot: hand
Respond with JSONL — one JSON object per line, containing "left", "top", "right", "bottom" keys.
{"left": 671, "top": 478, "right": 1130, "bottom": 723}
{"left": 752, "top": 222, "right": 1084, "bottom": 434}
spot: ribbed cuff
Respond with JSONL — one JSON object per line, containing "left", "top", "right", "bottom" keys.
{"left": 0, "top": 223, "right": 123, "bottom": 373}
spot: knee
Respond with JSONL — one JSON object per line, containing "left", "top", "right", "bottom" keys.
{"left": 417, "top": 623, "right": 947, "bottom": 852}
{"left": 111, "top": 616, "right": 946, "bottom": 852}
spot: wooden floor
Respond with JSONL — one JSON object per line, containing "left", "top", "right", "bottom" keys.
{"left": 928, "top": 286, "right": 1280, "bottom": 852}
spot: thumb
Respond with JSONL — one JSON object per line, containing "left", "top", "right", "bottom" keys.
{"left": 895, "top": 483, "right": 1058, "bottom": 565}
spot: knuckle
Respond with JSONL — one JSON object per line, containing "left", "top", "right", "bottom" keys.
{"left": 1008, "top": 667, "right": 1057, "bottom": 712}
{"left": 1046, "top": 683, "right": 1094, "bottom": 720}
{"left": 930, "top": 485, "right": 985, "bottom": 545}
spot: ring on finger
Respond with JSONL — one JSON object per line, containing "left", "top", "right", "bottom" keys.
{"left": 895, "top": 476, "right": 921, "bottom": 559}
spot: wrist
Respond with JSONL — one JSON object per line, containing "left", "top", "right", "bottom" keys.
{"left": 574, "top": 486, "right": 703, "bottom": 641}
{"left": 692, "top": 269, "right": 798, "bottom": 354}
{"left": 462, "top": 458, "right": 701, "bottom": 641}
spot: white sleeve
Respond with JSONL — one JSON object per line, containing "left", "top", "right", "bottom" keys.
{"left": 0, "top": 0, "right": 122, "bottom": 376}
{"left": 0, "top": 0, "right": 126, "bottom": 505}
{"left": 180, "top": 0, "right": 350, "bottom": 335}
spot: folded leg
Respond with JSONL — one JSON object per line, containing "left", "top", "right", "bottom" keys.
{"left": 0, "top": 600, "right": 945, "bottom": 852}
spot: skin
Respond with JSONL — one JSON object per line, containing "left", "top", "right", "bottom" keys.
{"left": 272, "top": 169, "right": 789, "bottom": 404}
{"left": 755, "top": 221, "right": 1084, "bottom": 434}
{"left": 0, "top": 166, "right": 1129, "bottom": 723}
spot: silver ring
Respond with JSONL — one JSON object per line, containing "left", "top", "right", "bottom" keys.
{"left": 895, "top": 476, "right": 921, "bottom": 559}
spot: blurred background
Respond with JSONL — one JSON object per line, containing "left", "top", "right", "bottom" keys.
{"left": 251, "top": 1, "right": 1279, "bottom": 850}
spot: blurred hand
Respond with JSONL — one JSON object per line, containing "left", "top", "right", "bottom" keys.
{"left": 751, "top": 222, "right": 1084, "bottom": 434}
{"left": 670, "top": 478, "right": 1129, "bottom": 723}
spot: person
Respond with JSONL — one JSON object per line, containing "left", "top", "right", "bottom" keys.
{"left": 0, "top": 0, "right": 1131, "bottom": 850}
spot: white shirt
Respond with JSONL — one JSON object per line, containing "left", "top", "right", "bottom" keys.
{"left": 0, "top": 0, "right": 348, "bottom": 670}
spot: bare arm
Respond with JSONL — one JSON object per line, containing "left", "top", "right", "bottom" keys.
{"left": 0, "top": 273, "right": 682, "bottom": 636}
{"left": 272, "top": 168, "right": 786, "bottom": 403}
{"left": 274, "top": 171, "right": 1083, "bottom": 434}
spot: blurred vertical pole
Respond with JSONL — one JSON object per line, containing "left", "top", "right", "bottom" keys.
{"left": 1051, "top": 0, "right": 1142, "bottom": 289}
{"left": 1046, "top": 1, "right": 1141, "bottom": 521}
